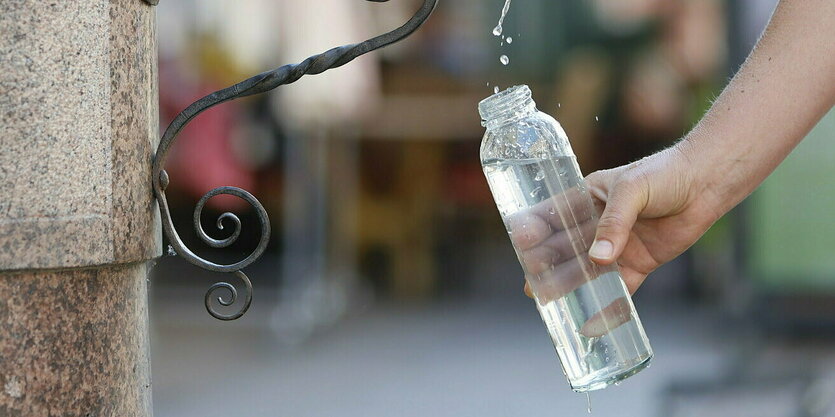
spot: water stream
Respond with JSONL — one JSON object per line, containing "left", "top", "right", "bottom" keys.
{"left": 492, "top": 0, "right": 513, "bottom": 36}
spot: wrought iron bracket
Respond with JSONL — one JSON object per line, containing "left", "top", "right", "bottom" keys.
{"left": 152, "top": 0, "right": 439, "bottom": 320}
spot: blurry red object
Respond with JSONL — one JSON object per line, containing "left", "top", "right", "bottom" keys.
{"left": 159, "top": 58, "right": 255, "bottom": 212}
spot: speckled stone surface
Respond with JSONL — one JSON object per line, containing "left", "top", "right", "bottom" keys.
{"left": 0, "top": 0, "right": 161, "bottom": 270}
{"left": 0, "top": 263, "right": 152, "bottom": 416}
{"left": 109, "top": 0, "right": 162, "bottom": 264}
{"left": 0, "top": 1, "right": 159, "bottom": 415}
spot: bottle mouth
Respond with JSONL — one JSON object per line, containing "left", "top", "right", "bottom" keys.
{"left": 479, "top": 85, "right": 535, "bottom": 128}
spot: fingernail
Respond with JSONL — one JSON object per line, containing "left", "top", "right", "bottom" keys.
{"left": 580, "top": 317, "right": 608, "bottom": 338}
{"left": 581, "top": 297, "right": 632, "bottom": 337}
{"left": 589, "top": 239, "right": 613, "bottom": 260}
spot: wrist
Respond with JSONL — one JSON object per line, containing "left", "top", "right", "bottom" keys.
{"left": 674, "top": 131, "right": 734, "bottom": 220}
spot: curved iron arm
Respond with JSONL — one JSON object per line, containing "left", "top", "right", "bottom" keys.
{"left": 153, "top": 0, "right": 439, "bottom": 320}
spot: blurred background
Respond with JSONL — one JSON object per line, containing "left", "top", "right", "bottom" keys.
{"left": 149, "top": 0, "right": 835, "bottom": 415}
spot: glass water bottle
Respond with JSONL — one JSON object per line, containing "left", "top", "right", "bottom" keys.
{"left": 479, "top": 85, "right": 653, "bottom": 392}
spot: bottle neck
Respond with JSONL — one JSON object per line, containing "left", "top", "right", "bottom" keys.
{"left": 479, "top": 85, "right": 537, "bottom": 130}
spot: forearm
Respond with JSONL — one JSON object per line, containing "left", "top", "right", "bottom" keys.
{"left": 679, "top": 0, "right": 835, "bottom": 215}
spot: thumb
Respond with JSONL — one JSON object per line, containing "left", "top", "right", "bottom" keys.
{"left": 589, "top": 176, "right": 646, "bottom": 265}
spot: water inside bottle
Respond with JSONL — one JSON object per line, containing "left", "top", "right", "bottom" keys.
{"left": 483, "top": 156, "right": 652, "bottom": 391}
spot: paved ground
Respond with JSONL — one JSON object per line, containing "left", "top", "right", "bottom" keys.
{"left": 151, "top": 293, "right": 818, "bottom": 417}
{"left": 147, "top": 250, "right": 835, "bottom": 417}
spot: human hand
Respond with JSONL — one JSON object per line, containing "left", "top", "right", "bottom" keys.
{"left": 522, "top": 145, "right": 721, "bottom": 298}
{"left": 509, "top": 182, "right": 599, "bottom": 304}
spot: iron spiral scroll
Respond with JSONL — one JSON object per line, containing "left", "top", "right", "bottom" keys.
{"left": 152, "top": 0, "right": 439, "bottom": 320}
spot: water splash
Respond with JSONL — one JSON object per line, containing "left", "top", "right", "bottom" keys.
{"left": 581, "top": 336, "right": 599, "bottom": 376}
{"left": 493, "top": 0, "right": 513, "bottom": 36}
{"left": 500, "top": 55, "right": 510, "bottom": 65}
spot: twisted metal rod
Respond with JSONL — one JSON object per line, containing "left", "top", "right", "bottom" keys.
{"left": 153, "top": 0, "right": 439, "bottom": 320}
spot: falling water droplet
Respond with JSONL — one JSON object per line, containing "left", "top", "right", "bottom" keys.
{"left": 595, "top": 116, "right": 599, "bottom": 121}
{"left": 558, "top": 103, "right": 561, "bottom": 108}
{"left": 506, "top": 36, "right": 513, "bottom": 44}
{"left": 500, "top": 55, "right": 510, "bottom": 65}
{"left": 167, "top": 245, "right": 177, "bottom": 257}
{"left": 494, "top": 86, "right": 500, "bottom": 94}
{"left": 586, "top": 392, "right": 592, "bottom": 414}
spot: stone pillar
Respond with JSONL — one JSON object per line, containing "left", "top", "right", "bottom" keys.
{"left": 0, "top": 1, "right": 160, "bottom": 416}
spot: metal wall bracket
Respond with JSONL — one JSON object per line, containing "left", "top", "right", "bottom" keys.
{"left": 153, "top": 0, "right": 439, "bottom": 320}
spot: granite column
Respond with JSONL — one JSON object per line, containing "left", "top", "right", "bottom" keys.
{"left": 0, "top": 1, "right": 160, "bottom": 415}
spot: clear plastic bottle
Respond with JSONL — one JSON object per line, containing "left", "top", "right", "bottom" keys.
{"left": 479, "top": 85, "right": 653, "bottom": 392}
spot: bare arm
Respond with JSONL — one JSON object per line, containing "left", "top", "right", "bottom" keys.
{"left": 521, "top": 0, "right": 835, "bottom": 298}
{"left": 580, "top": 0, "right": 835, "bottom": 290}
{"left": 682, "top": 0, "right": 835, "bottom": 215}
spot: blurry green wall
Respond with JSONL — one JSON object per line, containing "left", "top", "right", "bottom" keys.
{"left": 748, "top": 109, "right": 835, "bottom": 293}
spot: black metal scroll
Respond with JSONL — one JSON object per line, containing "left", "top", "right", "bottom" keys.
{"left": 152, "top": 0, "right": 439, "bottom": 320}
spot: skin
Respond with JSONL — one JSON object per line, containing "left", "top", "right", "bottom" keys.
{"left": 521, "top": 0, "right": 835, "bottom": 333}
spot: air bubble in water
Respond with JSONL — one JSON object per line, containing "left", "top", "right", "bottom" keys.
{"left": 500, "top": 55, "right": 510, "bottom": 65}
{"left": 506, "top": 36, "right": 513, "bottom": 44}
{"left": 529, "top": 186, "right": 542, "bottom": 197}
